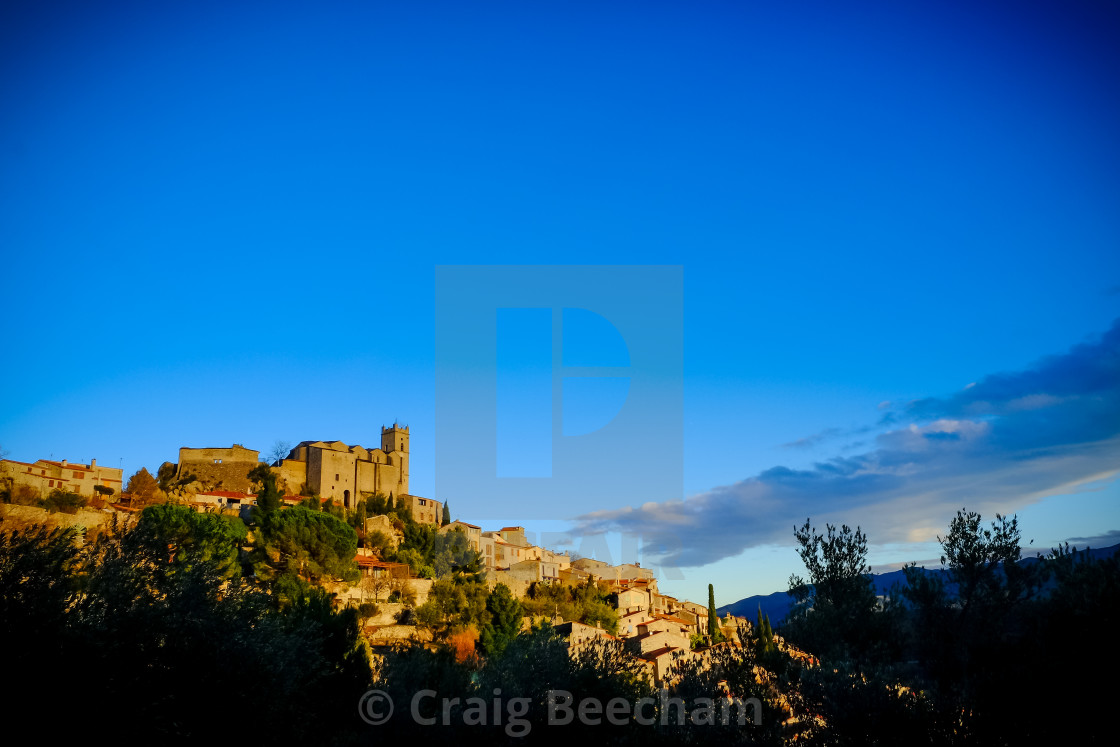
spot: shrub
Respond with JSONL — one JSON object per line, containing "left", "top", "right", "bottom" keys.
{"left": 41, "top": 490, "right": 87, "bottom": 514}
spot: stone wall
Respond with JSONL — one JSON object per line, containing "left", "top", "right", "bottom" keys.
{"left": 364, "top": 514, "right": 401, "bottom": 548}
{"left": 489, "top": 570, "right": 533, "bottom": 600}
{"left": 0, "top": 503, "right": 119, "bottom": 535}
{"left": 272, "top": 459, "right": 307, "bottom": 495}
{"left": 310, "top": 447, "right": 357, "bottom": 506}
{"left": 177, "top": 445, "right": 260, "bottom": 493}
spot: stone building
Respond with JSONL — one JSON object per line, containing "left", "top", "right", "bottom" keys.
{"left": 175, "top": 444, "right": 260, "bottom": 493}
{"left": 397, "top": 494, "right": 442, "bottom": 525}
{"left": 173, "top": 424, "right": 443, "bottom": 524}
{"left": 273, "top": 424, "right": 411, "bottom": 508}
{"left": 1, "top": 457, "right": 123, "bottom": 499}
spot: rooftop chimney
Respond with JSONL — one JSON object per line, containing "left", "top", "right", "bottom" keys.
{"left": 91, "top": 458, "right": 96, "bottom": 468}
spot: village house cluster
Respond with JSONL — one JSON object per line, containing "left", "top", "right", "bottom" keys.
{"left": 0, "top": 456, "right": 123, "bottom": 501}
{"left": 3, "top": 425, "right": 765, "bottom": 686}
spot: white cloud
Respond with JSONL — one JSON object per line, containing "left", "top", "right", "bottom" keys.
{"left": 575, "top": 319, "right": 1120, "bottom": 569}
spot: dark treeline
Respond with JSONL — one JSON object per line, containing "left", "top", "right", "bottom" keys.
{"left": 778, "top": 510, "right": 1120, "bottom": 745}
{"left": 2, "top": 501, "right": 1117, "bottom": 744}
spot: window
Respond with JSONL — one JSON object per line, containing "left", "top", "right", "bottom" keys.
{"left": 73, "top": 471, "right": 82, "bottom": 478}
{"left": 48, "top": 480, "right": 54, "bottom": 487}
{"left": 418, "top": 499, "right": 426, "bottom": 506}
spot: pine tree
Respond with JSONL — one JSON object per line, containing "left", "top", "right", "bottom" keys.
{"left": 248, "top": 464, "right": 283, "bottom": 525}
{"left": 479, "top": 583, "right": 523, "bottom": 657}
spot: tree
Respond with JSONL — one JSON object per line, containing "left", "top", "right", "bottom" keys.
{"left": 136, "top": 503, "right": 247, "bottom": 580}
{"left": 254, "top": 507, "right": 360, "bottom": 585}
{"left": 905, "top": 509, "right": 1040, "bottom": 695}
{"left": 41, "top": 489, "right": 87, "bottom": 514}
{"left": 479, "top": 583, "right": 523, "bottom": 657}
{"left": 1, "top": 524, "right": 83, "bottom": 722}
{"left": 895, "top": 509, "right": 1054, "bottom": 742}
{"left": 0, "top": 524, "right": 80, "bottom": 639}
{"left": 67, "top": 515, "right": 372, "bottom": 743}
{"left": 707, "top": 583, "right": 720, "bottom": 641}
{"left": 432, "top": 527, "right": 483, "bottom": 582}
{"left": 789, "top": 519, "right": 876, "bottom": 612}
{"left": 415, "top": 578, "right": 488, "bottom": 635}
{"left": 785, "top": 518, "right": 883, "bottom": 664}
{"left": 10, "top": 484, "right": 39, "bottom": 505}
{"left": 124, "top": 467, "right": 160, "bottom": 507}
{"left": 441, "top": 501, "right": 451, "bottom": 526}
{"left": 360, "top": 568, "right": 393, "bottom": 603}
{"left": 364, "top": 529, "right": 393, "bottom": 557}
{"left": 939, "top": 508, "right": 1031, "bottom": 615}
{"left": 269, "top": 440, "right": 292, "bottom": 465}
{"left": 249, "top": 463, "right": 283, "bottom": 520}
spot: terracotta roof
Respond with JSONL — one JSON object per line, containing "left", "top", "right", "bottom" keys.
{"left": 0, "top": 458, "right": 34, "bottom": 467}
{"left": 354, "top": 556, "right": 408, "bottom": 571}
{"left": 638, "top": 646, "right": 681, "bottom": 661}
{"left": 500, "top": 526, "right": 524, "bottom": 532}
{"left": 40, "top": 460, "right": 95, "bottom": 472}
{"left": 654, "top": 614, "right": 692, "bottom": 626}
{"left": 196, "top": 490, "right": 256, "bottom": 499}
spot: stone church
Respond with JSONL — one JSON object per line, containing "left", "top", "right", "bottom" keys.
{"left": 274, "top": 424, "right": 410, "bottom": 507}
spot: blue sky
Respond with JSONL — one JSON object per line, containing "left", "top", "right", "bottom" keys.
{"left": 2, "top": 0, "right": 1118, "bottom": 604}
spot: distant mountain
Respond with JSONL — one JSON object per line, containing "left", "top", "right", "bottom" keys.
{"left": 717, "top": 542, "right": 1120, "bottom": 624}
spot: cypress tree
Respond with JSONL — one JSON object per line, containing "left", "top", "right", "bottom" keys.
{"left": 707, "top": 583, "right": 718, "bottom": 640}
{"left": 442, "top": 501, "right": 451, "bottom": 526}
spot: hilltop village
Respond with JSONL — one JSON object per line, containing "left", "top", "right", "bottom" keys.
{"left": 0, "top": 425, "right": 801, "bottom": 688}
{"left": 6, "top": 425, "right": 1107, "bottom": 745}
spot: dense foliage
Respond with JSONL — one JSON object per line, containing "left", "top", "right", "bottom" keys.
{"left": 0, "top": 513, "right": 372, "bottom": 743}
{"left": 3, "top": 493, "right": 1116, "bottom": 744}
{"left": 521, "top": 578, "right": 619, "bottom": 635}
{"left": 778, "top": 509, "right": 1120, "bottom": 745}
